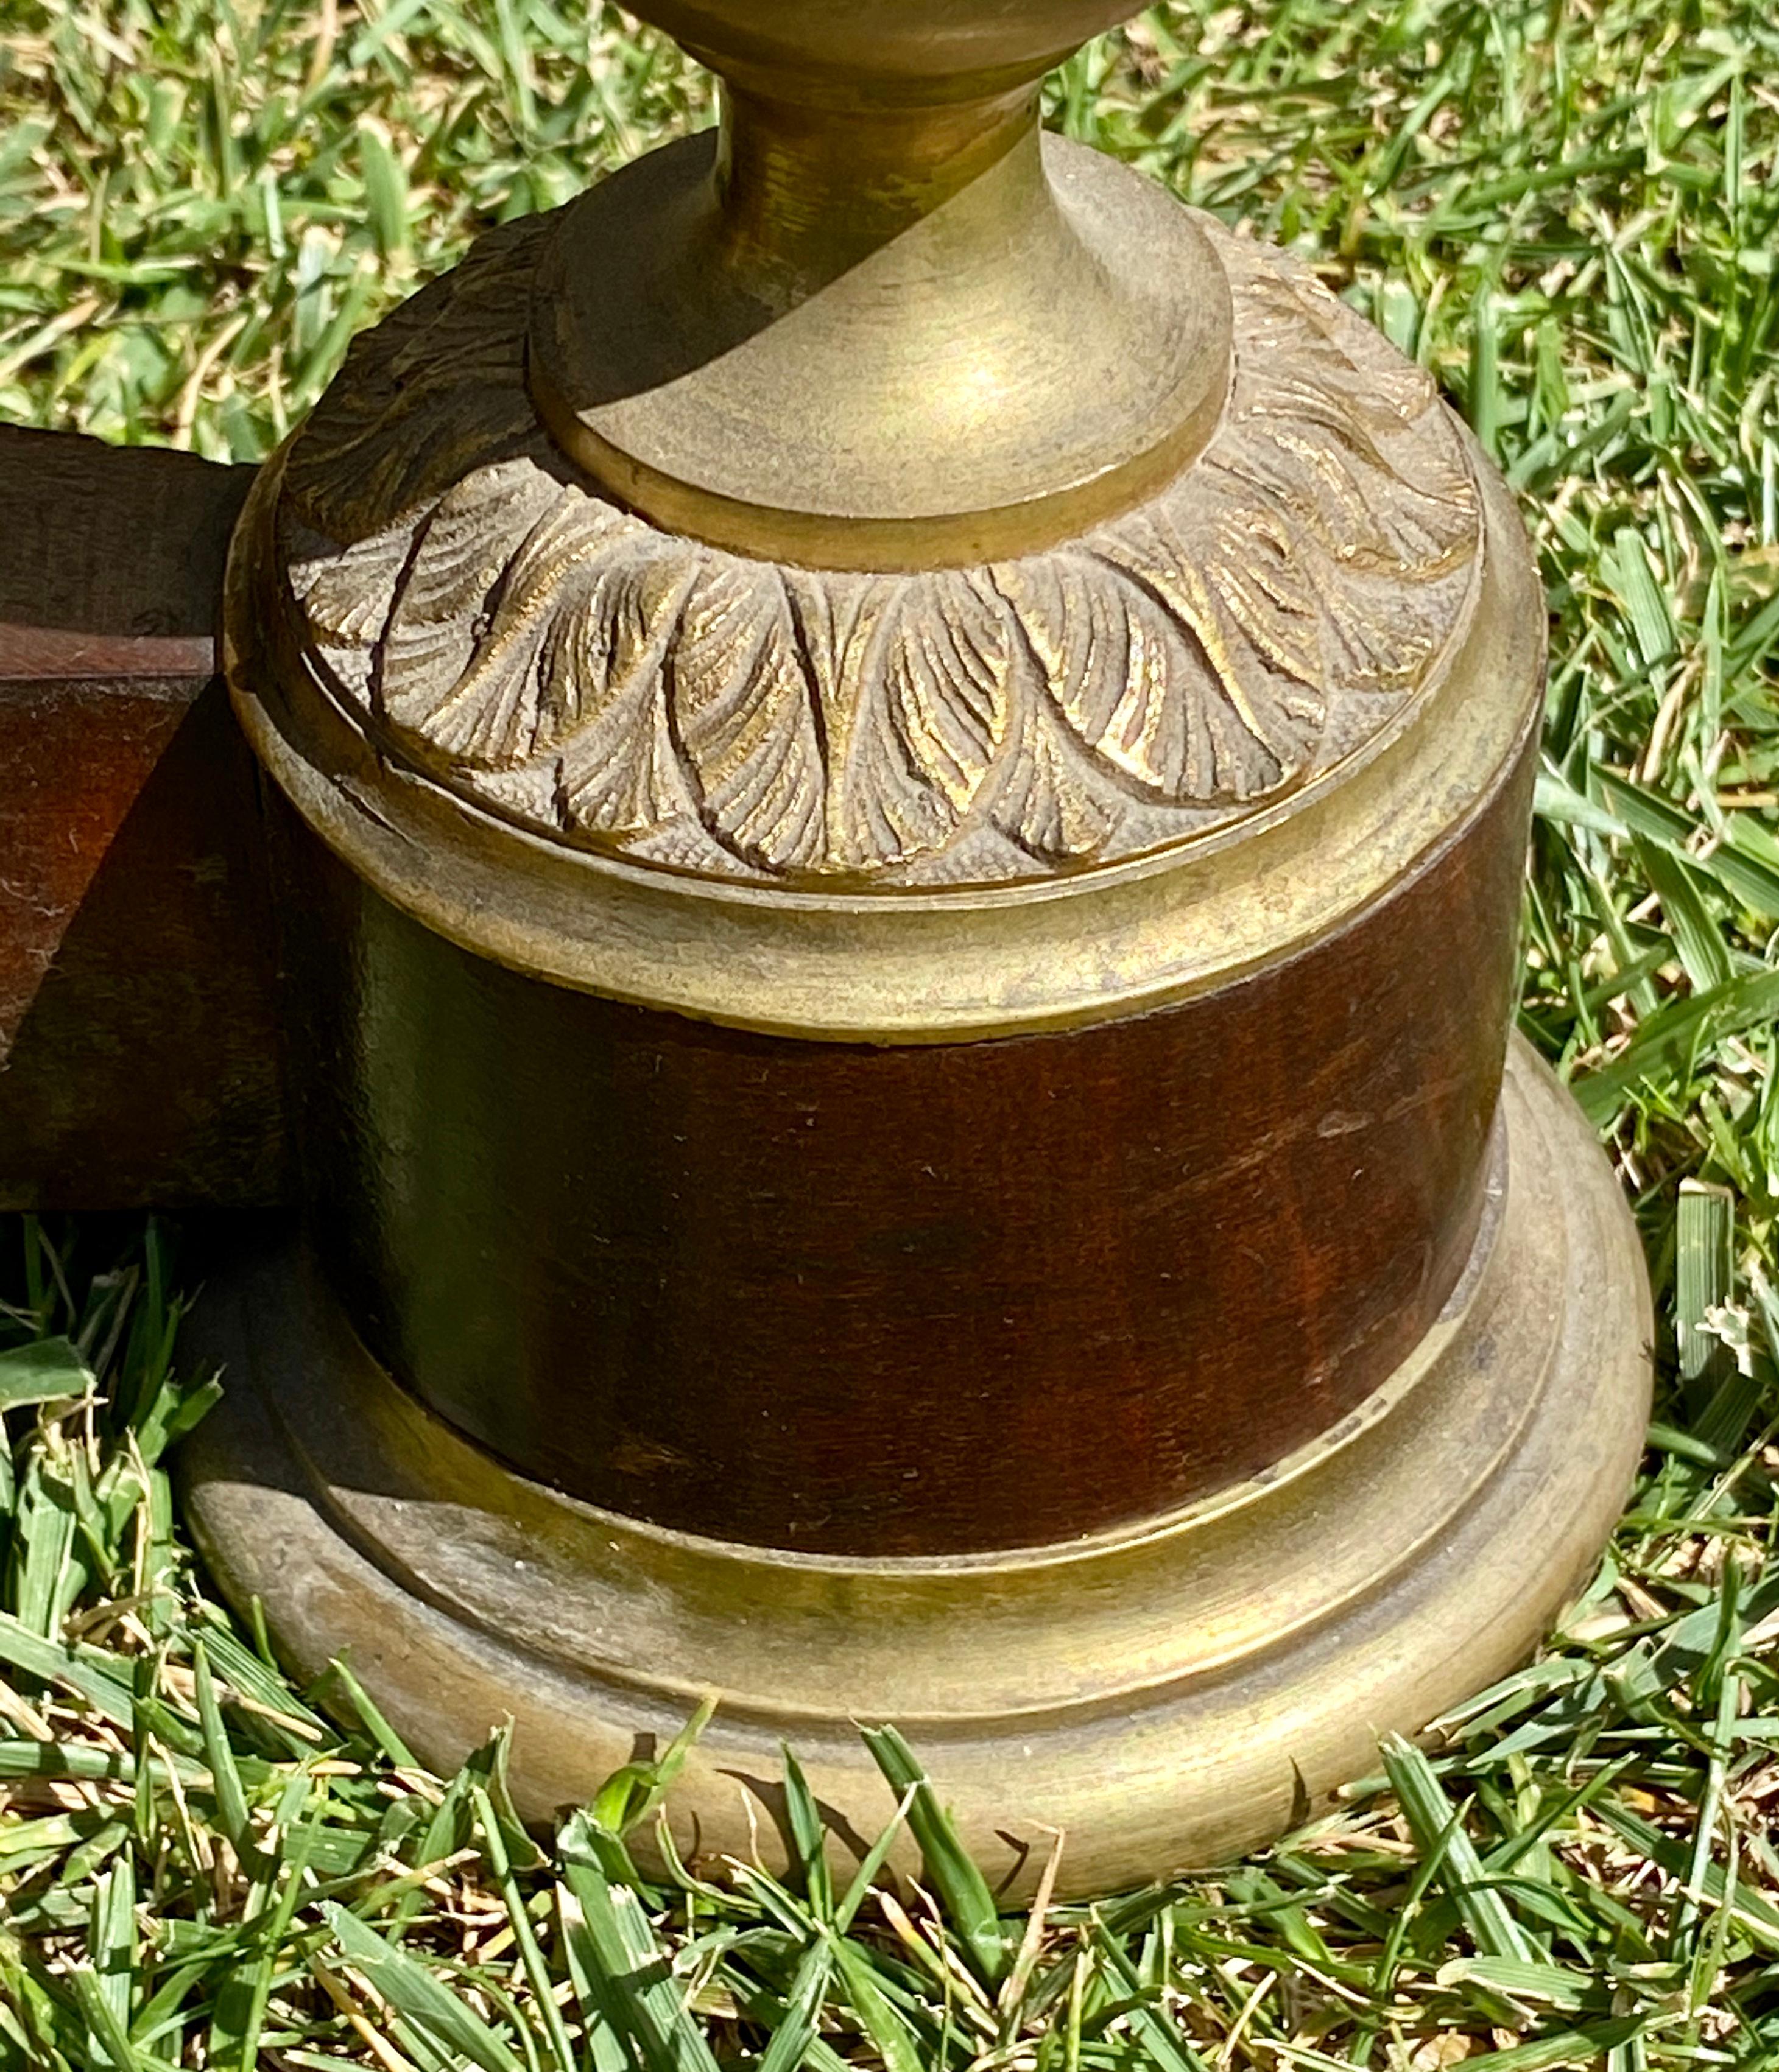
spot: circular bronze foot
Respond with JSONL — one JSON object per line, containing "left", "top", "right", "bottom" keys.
{"left": 181, "top": 1037, "right": 1649, "bottom": 1900}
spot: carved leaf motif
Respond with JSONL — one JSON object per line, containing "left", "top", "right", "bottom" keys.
{"left": 283, "top": 216, "right": 552, "bottom": 543}
{"left": 995, "top": 543, "right": 1313, "bottom": 805}
{"left": 669, "top": 563, "right": 825, "bottom": 874}
{"left": 1223, "top": 237, "right": 1448, "bottom": 435}
{"left": 985, "top": 244, "right": 1477, "bottom": 819}
{"left": 280, "top": 199, "right": 1483, "bottom": 887}
{"left": 1194, "top": 438, "right": 1463, "bottom": 702}
{"left": 985, "top": 692, "right": 1122, "bottom": 865}
{"left": 553, "top": 533, "right": 703, "bottom": 842}
{"left": 378, "top": 454, "right": 564, "bottom": 712}
{"left": 1218, "top": 409, "right": 1472, "bottom": 577}
{"left": 791, "top": 569, "right": 1013, "bottom": 872}
{"left": 385, "top": 492, "right": 682, "bottom": 769}
{"left": 1215, "top": 253, "right": 1476, "bottom": 572}
{"left": 286, "top": 511, "right": 418, "bottom": 654}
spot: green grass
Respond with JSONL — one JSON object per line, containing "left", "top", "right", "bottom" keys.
{"left": 4, "top": 0, "right": 1779, "bottom": 2063}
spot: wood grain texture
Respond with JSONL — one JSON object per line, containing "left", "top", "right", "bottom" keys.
{"left": 0, "top": 426, "right": 248, "bottom": 639}
{"left": 0, "top": 426, "right": 286, "bottom": 1209}
{"left": 281, "top": 729, "right": 1534, "bottom": 1556}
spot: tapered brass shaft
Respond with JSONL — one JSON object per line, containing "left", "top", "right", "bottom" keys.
{"left": 529, "top": 5, "right": 1231, "bottom": 565}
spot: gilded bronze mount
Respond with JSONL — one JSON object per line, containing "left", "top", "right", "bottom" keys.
{"left": 185, "top": 0, "right": 1653, "bottom": 1897}
{"left": 259, "top": 196, "right": 1477, "bottom": 902}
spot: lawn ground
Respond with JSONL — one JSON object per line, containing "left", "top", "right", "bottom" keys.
{"left": 4, "top": 1, "right": 1779, "bottom": 2065}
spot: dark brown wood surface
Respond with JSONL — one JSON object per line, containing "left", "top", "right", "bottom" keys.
{"left": 0, "top": 426, "right": 286, "bottom": 1208}
{"left": 0, "top": 423, "right": 1536, "bottom": 1564}
{"left": 283, "top": 732, "right": 1534, "bottom": 1558}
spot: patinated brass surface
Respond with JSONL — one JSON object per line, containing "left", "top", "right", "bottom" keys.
{"left": 230, "top": 458, "right": 1529, "bottom": 1038}
{"left": 530, "top": 133, "right": 1231, "bottom": 567}
{"left": 183, "top": 1042, "right": 1650, "bottom": 1899}
{"left": 271, "top": 210, "right": 1476, "bottom": 890}
{"left": 526, "top": 2, "right": 1226, "bottom": 566}
{"left": 195, "top": 0, "right": 1657, "bottom": 1888}
{"left": 226, "top": 0, "right": 1529, "bottom": 1039}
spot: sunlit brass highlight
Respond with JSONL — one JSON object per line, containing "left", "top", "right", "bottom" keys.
{"left": 526, "top": 1, "right": 1231, "bottom": 568}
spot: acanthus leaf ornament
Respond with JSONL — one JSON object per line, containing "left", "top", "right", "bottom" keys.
{"left": 672, "top": 561, "right": 828, "bottom": 875}
{"left": 279, "top": 214, "right": 1481, "bottom": 890}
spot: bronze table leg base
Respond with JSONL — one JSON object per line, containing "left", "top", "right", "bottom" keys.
{"left": 180, "top": 1038, "right": 1649, "bottom": 1900}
